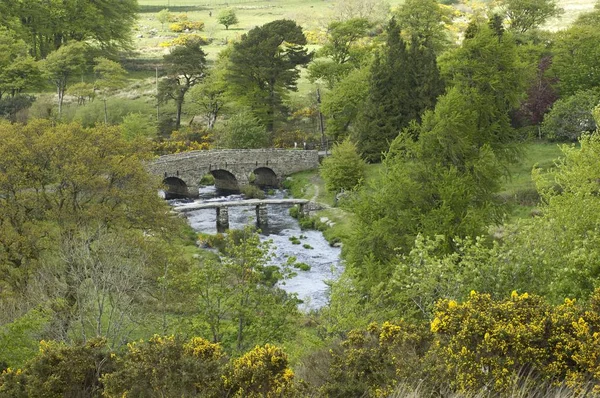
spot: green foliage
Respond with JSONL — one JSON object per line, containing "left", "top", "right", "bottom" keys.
{"left": 293, "top": 262, "right": 311, "bottom": 271}
{"left": 0, "top": 28, "right": 42, "bottom": 101}
{"left": 321, "top": 66, "right": 370, "bottom": 141}
{"left": 217, "top": 8, "right": 239, "bottom": 30}
{"left": 0, "top": 119, "right": 175, "bottom": 342}
{"left": 157, "top": 8, "right": 171, "bottom": 30}
{"left": 188, "top": 60, "right": 228, "bottom": 129}
{"left": 219, "top": 109, "right": 269, "bottom": 149}
{"left": 497, "top": 0, "right": 563, "bottom": 33}
{"left": 354, "top": 18, "right": 444, "bottom": 162}
{"left": 241, "top": 184, "right": 266, "bottom": 199}
{"left": 395, "top": 0, "right": 451, "bottom": 52}
{"left": 308, "top": 18, "right": 373, "bottom": 88}
{"left": 343, "top": 25, "right": 527, "bottom": 294}
{"left": 226, "top": 19, "right": 312, "bottom": 132}
{"left": 158, "top": 41, "right": 207, "bottom": 129}
{"left": 120, "top": 112, "right": 157, "bottom": 141}
{"left": 1, "top": 0, "right": 137, "bottom": 59}
{"left": 0, "top": 308, "right": 52, "bottom": 368}
{"left": 70, "top": 97, "right": 154, "bottom": 127}
{"left": 0, "top": 94, "right": 34, "bottom": 122}
{"left": 550, "top": 25, "right": 600, "bottom": 96}
{"left": 541, "top": 90, "right": 600, "bottom": 141}
{"left": 184, "top": 227, "right": 299, "bottom": 352}
{"left": 319, "top": 139, "right": 366, "bottom": 193}
{"left": 42, "top": 42, "right": 88, "bottom": 117}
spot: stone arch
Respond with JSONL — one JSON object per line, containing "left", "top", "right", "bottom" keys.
{"left": 210, "top": 169, "right": 239, "bottom": 191}
{"left": 163, "top": 176, "right": 189, "bottom": 199}
{"left": 252, "top": 167, "right": 279, "bottom": 188}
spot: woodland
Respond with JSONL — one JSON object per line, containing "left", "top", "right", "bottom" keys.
{"left": 2, "top": 0, "right": 600, "bottom": 396}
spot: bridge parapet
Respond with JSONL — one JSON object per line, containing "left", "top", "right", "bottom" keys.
{"left": 148, "top": 149, "right": 319, "bottom": 198}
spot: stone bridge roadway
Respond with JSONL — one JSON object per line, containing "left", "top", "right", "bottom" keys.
{"left": 147, "top": 149, "right": 319, "bottom": 198}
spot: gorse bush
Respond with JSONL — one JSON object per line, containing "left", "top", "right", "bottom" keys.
{"left": 5, "top": 291, "right": 600, "bottom": 396}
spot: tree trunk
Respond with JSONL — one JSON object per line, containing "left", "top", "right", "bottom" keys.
{"left": 175, "top": 100, "right": 182, "bottom": 130}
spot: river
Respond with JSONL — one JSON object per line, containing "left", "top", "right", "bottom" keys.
{"left": 169, "top": 186, "right": 343, "bottom": 310}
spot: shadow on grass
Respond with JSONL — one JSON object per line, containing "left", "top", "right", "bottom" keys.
{"left": 138, "top": 5, "right": 206, "bottom": 13}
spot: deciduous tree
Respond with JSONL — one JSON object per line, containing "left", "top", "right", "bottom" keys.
{"left": 42, "top": 42, "right": 87, "bottom": 117}
{"left": 217, "top": 8, "right": 239, "bottom": 30}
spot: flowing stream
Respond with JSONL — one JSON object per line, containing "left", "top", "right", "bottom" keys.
{"left": 170, "top": 186, "right": 343, "bottom": 310}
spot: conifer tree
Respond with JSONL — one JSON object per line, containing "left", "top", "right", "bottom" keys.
{"left": 353, "top": 19, "right": 443, "bottom": 162}
{"left": 353, "top": 18, "right": 411, "bottom": 162}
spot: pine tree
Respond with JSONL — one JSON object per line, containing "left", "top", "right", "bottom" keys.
{"left": 353, "top": 19, "right": 444, "bottom": 162}
{"left": 353, "top": 18, "right": 411, "bottom": 162}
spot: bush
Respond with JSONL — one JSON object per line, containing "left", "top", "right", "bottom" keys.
{"left": 541, "top": 90, "right": 600, "bottom": 141}
{"left": 320, "top": 139, "right": 366, "bottom": 193}
{"left": 69, "top": 98, "right": 154, "bottom": 127}
{"left": 241, "top": 185, "right": 266, "bottom": 199}
{"left": 219, "top": 109, "right": 270, "bottom": 149}
{"left": 169, "top": 20, "right": 204, "bottom": 32}
{"left": 0, "top": 95, "right": 35, "bottom": 122}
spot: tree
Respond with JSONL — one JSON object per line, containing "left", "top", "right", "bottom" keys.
{"left": 541, "top": 89, "right": 600, "bottom": 141}
{"left": 93, "top": 57, "right": 127, "bottom": 124}
{"left": 332, "top": 0, "right": 390, "bottom": 24}
{"left": 395, "top": 0, "right": 450, "bottom": 52}
{"left": 0, "top": 120, "right": 174, "bottom": 340}
{"left": 308, "top": 18, "right": 373, "bottom": 89}
{"left": 226, "top": 20, "right": 312, "bottom": 133}
{"left": 188, "top": 54, "right": 228, "bottom": 129}
{"left": 187, "top": 227, "right": 298, "bottom": 352}
{"left": 42, "top": 42, "right": 87, "bottom": 117}
{"left": 513, "top": 55, "right": 558, "bottom": 132}
{"left": 550, "top": 25, "right": 600, "bottom": 96}
{"left": 220, "top": 109, "right": 269, "bottom": 149}
{"left": 0, "top": 0, "right": 138, "bottom": 59}
{"left": 157, "top": 8, "right": 171, "bottom": 31}
{"left": 353, "top": 18, "right": 443, "bottom": 162}
{"left": 0, "top": 28, "right": 42, "bottom": 100}
{"left": 320, "top": 139, "right": 366, "bottom": 193}
{"left": 497, "top": 0, "right": 563, "bottom": 33}
{"left": 217, "top": 8, "right": 239, "bottom": 30}
{"left": 321, "top": 66, "right": 370, "bottom": 141}
{"left": 342, "top": 25, "right": 528, "bottom": 294}
{"left": 158, "top": 41, "right": 207, "bottom": 130}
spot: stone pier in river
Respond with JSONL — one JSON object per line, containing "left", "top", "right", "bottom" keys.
{"left": 173, "top": 198, "right": 315, "bottom": 231}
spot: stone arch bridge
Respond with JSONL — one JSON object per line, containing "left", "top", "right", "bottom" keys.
{"left": 148, "top": 149, "right": 320, "bottom": 198}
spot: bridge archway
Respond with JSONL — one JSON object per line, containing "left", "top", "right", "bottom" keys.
{"left": 163, "top": 177, "right": 189, "bottom": 199}
{"left": 210, "top": 169, "right": 239, "bottom": 191}
{"left": 252, "top": 167, "right": 279, "bottom": 188}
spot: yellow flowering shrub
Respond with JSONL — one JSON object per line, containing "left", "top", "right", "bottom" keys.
{"left": 314, "top": 320, "right": 432, "bottom": 397}
{"left": 102, "top": 335, "right": 225, "bottom": 398}
{"left": 430, "top": 290, "right": 600, "bottom": 393}
{"left": 223, "top": 344, "right": 297, "bottom": 397}
{"left": 0, "top": 338, "right": 113, "bottom": 398}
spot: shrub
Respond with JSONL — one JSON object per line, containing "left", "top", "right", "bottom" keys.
{"left": 320, "top": 138, "right": 366, "bottom": 193}
{"left": 101, "top": 335, "right": 225, "bottom": 397}
{"left": 541, "top": 90, "right": 600, "bottom": 141}
{"left": 169, "top": 21, "right": 204, "bottom": 33}
{"left": 223, "top": 344, "right": 297, "bottom": 397}
{"left": 241, "top": 185, "right": 266, "bottom": 199}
